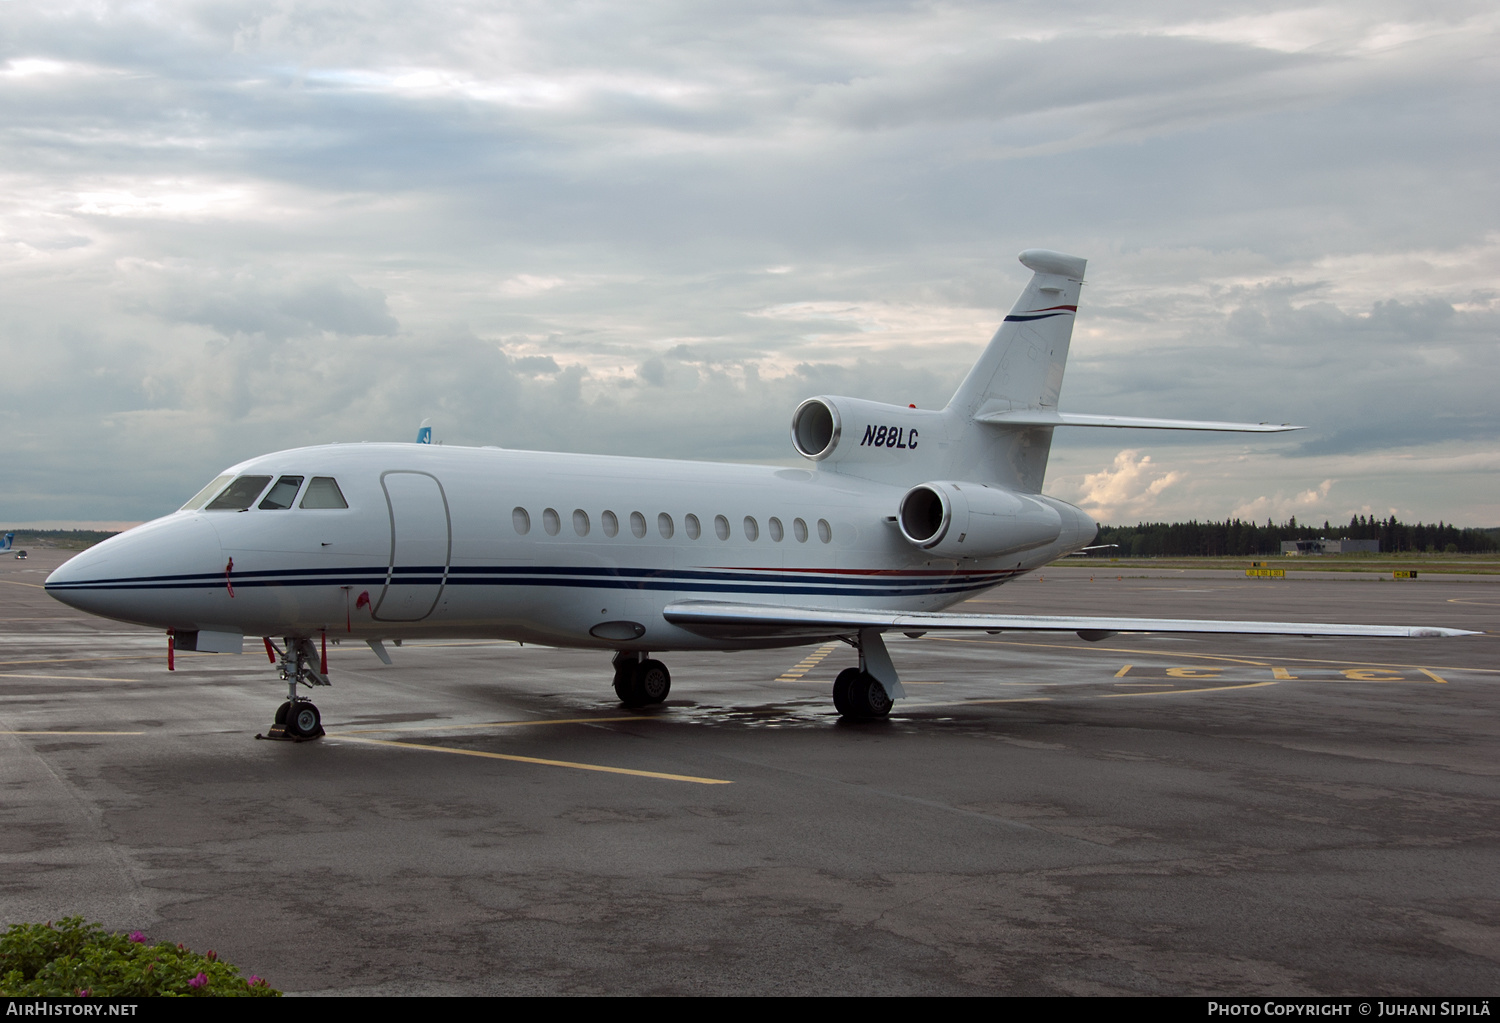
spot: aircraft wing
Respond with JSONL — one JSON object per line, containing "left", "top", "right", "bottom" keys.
{"left": 975, "top": 410, "right": 1300, "bottom": 432}
{"left": 662, "top": 600, "right": 1477, "bottom": 642}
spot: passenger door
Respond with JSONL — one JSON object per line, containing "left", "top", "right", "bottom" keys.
{"left": 373, "top": 471, "right": 451, "bottom": 622}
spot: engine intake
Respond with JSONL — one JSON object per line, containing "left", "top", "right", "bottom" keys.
{"left": 897, "top": 481, "right": 1062, "bottom": 559}
{"left": 790, "top": 398, "right": 840, "bottom": 460}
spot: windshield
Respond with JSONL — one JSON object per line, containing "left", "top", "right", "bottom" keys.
{"left": 204, "top": 476, "right": 273, "bottom": 511}
{"left": 180, "top": 474, "right": 235, "bottom": 511}
{"left": 258, "top": 476, "right": 305, "bottom": 510}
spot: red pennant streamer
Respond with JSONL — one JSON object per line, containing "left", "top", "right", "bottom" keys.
{"left": 166, "top": 628, "right": 174, "bottom": 672}
{"left": 224, "top": 557, "right": 235, "bottom": 598}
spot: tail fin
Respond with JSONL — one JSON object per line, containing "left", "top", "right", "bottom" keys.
{"left": 941, "top": 250, "right": 1085, "bottom": 493}
{"left": 1, "top": 533, "right": 12, "bottom": 551}
{"left": 947, "top": 249, "right": 1086, "bottom": 418}
{"left": 416, "top": 419, "right": 432, "bottom": 444}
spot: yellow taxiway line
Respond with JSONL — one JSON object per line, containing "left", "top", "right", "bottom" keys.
{"left": 0, "top": 673, "right": 142, "bottom": 682}
{"left": 334, "top": 735, "right": 732, "bottom": 785}
{"left": 1099, "top": 680, "right": 1280, "bottom": 698}
{"left": 1, "top": 731, "right": 144, "bottom": 736}
{"left": 336, "top": 715, "right": 650, "bottom": 734}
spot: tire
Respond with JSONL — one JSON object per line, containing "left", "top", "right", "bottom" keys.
{"left": 287, "top": 702, "right": 322, "bottom": 737}
{"left": 845, "top": 672, "right": 893, "bottom": 720}
{"left": 637, "top": 660, "right": 671, "bottom": 704}
{"left": 832, "top": 667, "right": 860, "bottom": 717}
{"left": 612, "top": 669, "right": 634, "bottom": 704}
{"left": 274, "top": 701, "right": 290, "bottom": 725}
{"left": 613, "top": 664, "right": 648, "bottom": 708}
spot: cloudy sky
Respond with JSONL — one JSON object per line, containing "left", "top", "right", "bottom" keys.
{"left": 2, "top": 0, "right": 1496, "bottom": 528}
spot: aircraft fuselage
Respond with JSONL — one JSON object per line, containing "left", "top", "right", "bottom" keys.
{"left": 45, "top": 442, "right": 1096, "bottom": 651}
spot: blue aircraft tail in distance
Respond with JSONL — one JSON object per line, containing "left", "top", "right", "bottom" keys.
{"left": 416, "top": 418, "right": 432, "bottom": 444}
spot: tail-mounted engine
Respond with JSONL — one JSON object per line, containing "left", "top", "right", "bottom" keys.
{"left": 897, "top": 481, "right": 1062, "bottom": 559}
{"left": 791, "top": 396, "right": 944, "bottom": 465}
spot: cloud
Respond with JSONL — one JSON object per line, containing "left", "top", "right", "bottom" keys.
{"left": 1230, "top": 479, "right": 1335, "bottom": 524}
{"left": 0, "top": 0, "right": 1495, "bottom": 526}
{"left": 149, "top": 270, "right": 400, "bottom": 340}
{"left": 1065, "top": 449, "right": 1186, "bottom": 522}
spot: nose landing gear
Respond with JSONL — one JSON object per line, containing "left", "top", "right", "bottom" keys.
{"left": 257, "top": 637, "right": 330, "bottom": 741}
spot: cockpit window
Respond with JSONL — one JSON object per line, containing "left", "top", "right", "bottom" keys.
{"left": 299, "top": 477, "right": 348, "bottom": 509}
{"left": 180, "top": 474, "right": 235, "bottom": 511}
{"left": 204, "top": 476, "right": 273, "bottom": 511}
{"left": 258, "top": 476, "right": 305, "bottom": 510}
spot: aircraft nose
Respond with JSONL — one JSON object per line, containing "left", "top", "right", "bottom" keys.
{"left": 46, "top": 514, "right": 224, "bottom": 628}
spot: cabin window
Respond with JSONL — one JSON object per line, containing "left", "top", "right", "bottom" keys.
{"left": 768, "top": 517, "right": 784, "bottom": 542}
{"left": 714, "top": 515, "right": 730, "bottom": 540}
{"left": 300, "top": 477, "right": 348, "bottom": 509}
{"left": 180, "top": 474, "right": 234, "bottom": 511}
{"left": 743, "top": 516, "right": 759, "bottom": 541}
{"left": 543, "top": 508, "right": 561, "bottom": 536}
{"left": 205, "top": 476, "right": 272, "bottom": 511}
{"left": 684, "top": 514, "right": 701, "bottom": 540}
{"left": 630, "top": 511, "right": 647, "bottom": 538}
{"left": 258, "top": 476, "right": 304, "bottom": 510}
{"left": 658, "top": 513, "right": 674, "bottom": 539}
{"left": 573, "top": 509, "right": 590, "bottom": 536}
{"left": 793, "top": 518, "right": 809, "bottom": 543}
{"left": 513, "top": 507, "right": 530, "bottom": 535}
{"left": 602, "top": 510, "right": 619, "bottom": 537}
{"left": 817, "top": 519, "right": 832, "bottom": 543}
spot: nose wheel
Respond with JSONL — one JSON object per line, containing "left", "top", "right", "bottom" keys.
{"left": 273, "top": 700, "right": 324, "bottom": 738}
{"left": 257, "top": 637, "right": 329, "bottom": 741}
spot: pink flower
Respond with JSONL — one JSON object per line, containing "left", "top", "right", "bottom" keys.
{"left": 128, "top": 931, "right": 146, "bottom": 943}
{"left": 189, "top": 973, "right": 207, "bottom": 989}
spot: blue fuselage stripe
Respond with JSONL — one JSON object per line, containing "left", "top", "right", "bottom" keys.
{"left": 45, "top": 564, "right": 1018, "bottom": 599}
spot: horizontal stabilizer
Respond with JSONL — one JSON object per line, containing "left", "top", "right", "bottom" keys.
{"left": 975, "top": 410, "right": 1300, "bottom": 432}
{"left": 664, "top": 600, "right": 1475, "bottom": 642}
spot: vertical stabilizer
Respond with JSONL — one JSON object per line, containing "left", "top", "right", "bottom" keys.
{"left": 947, "top": 249, "right": 1086, "bottom": 418}
{"left": 941, "top": 250, "right": 1086, "bottom": 492}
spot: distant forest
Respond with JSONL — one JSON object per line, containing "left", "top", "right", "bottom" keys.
{"left": 1089, "top": 516, "right": 1499, "bottom": 557}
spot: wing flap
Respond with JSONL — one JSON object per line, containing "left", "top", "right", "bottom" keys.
{"left": 663, "top": 600, "right": 1476, "bottom": 641}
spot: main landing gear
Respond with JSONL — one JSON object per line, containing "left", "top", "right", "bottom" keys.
{"left": 258, "top": 636, "right": 330, "bottom": 741}
{"left": 612, "top": 652, "right": 671, "bottom": 709}
{"left": 831, "top": 629, "right": 902, "bottom": 721}
{"left": 832, "top": 667, "right": 893, "bottom": 720}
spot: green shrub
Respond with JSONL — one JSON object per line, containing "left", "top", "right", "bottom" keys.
{"left": 0, "top": 917, "right": 279, "bottom": 997}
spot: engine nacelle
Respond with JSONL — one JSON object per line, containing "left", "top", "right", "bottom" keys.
{"left": 897, "top": 481, "right": 1062, "bottom": 559}
{"left": 791, "top": 395, "right": 942, "bottom": 464}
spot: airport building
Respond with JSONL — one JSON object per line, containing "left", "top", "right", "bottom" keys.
{"left": 1281, "top": 538, "right": 1381, "bottom": 555}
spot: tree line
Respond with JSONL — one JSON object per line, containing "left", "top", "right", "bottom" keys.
{"left": 1087, "top": 515, "right": 1499, "bottom": 558}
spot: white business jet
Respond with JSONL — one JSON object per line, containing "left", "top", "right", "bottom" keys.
{"left": 45, "top": 250, "right": 1473, "bottom": 737}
